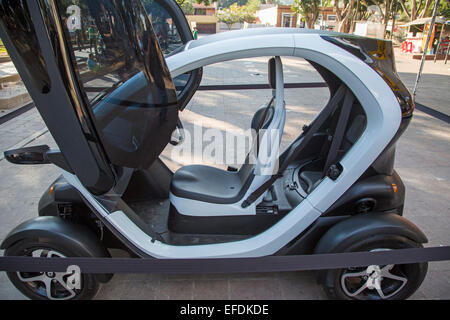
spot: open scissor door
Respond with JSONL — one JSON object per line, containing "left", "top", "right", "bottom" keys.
{"left": 0, "top": 0, "right": 199, "bottom": 195}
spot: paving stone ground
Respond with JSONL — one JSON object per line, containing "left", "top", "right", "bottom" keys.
{"left": 0, "top": 47, "right": 448, "bottom": 300}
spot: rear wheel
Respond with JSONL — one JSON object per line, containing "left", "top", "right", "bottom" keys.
{"left": 323, "top": 235, "right": 428, "bottom": 300}
{"left": 5, "top": 238, "right": 100, "bottom": 300}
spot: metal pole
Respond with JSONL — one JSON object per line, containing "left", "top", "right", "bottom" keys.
{"left": 434, "top": 23, "right": 445, "bottom": 62}
{"left": 412, "top": 0, "right": 440, "bottom": 102}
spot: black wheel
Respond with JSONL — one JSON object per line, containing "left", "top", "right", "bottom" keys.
{"left": 5, "top": 238, "right": 100, "bottom": 300}
{"left": 323, "top": 235, "right": 428, "bottom": 300}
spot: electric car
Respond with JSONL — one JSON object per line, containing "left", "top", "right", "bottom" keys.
{"left": 0, "top": 0, "right": 428, "bottom": 300}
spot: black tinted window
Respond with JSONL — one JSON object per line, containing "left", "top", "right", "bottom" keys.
{"left": 0, "top": 0, "right": 51, "bottom": 93}
{"left": 59, "top": 1, "right": 148, "bottom": 103}
{"left": 144, "top": 0, "right": 184, "bottom": 55}
{"left": 57, "top": 0, "right": 178, "bottom": 170}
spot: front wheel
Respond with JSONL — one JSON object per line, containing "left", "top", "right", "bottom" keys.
{"left": 323, "top": 235, "right": 428, "bottom": 300}
{"left": 5, "top": 238, "right": 100, "bottom": 300}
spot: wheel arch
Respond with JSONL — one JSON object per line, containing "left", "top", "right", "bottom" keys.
{"left": 1, "top": 216, "right": 112, "bottom": 283}
{"left": 314, "top": 212, "right": 428, "bottom": 255}
{"left": 313, "top": 212, "right": 427, "bottom": 285}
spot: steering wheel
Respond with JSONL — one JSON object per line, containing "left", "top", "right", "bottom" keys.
{"left": 169, "top": 119, "right": 185, "bottom": 146}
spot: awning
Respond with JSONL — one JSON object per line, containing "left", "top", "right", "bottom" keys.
{"left": 398, "top": 16, "right": 447, "bottom": 27}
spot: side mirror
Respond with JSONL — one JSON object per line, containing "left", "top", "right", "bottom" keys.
{"left": 4, "top": 145, "right": 73, "bottom": 172}
{"left": 4, "top": 145, "right": 50, "bottom": 165}
{"left": 144, "top": 0, "right": 202, "bottom": 110}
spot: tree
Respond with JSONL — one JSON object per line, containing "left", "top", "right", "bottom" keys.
{"left": 219, "top": 0, "right": 248, "bottom": 8}
{"left": 176, "top": 0, "right": 212, "bottom": 5}
{"left": 241, "top": 8, "right": 257, "bottom": 23}
{"left": 239, "top": 4, "right": 258, "bottom": 22}
{"left": 216, "top": 3, "right": 257, "bottom": 29}
{"left": 397, "top": 0, "right": 436, "bottom": 21}
{"left": 216, "top": 4, "right": 242, "bottom": 29}
{"left": 247, "top": 0, "right": 262, "bottom": 13}
{"left": 178, "top": 0, "right": 194, "bottom": 14}
{"left": 441, "top": 0, "right": 450, "bottom": 19}
{"left": 291, "top": 0, "right": 320, "bottom": 28}
{"left": 335, "top": 0, "right": 357, "bottom": 33}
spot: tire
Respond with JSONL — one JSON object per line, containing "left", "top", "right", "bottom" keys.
{"left": 5, "top": 238, "right": 100, "bottom": 300}
{"left": 323, "top": 234, "right": 428, "bottom": 300}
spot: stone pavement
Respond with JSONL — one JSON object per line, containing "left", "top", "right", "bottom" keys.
{"left": 0, "top": 51, "right": 449, "bottom": 300}
{"left": 0, "top": 61, "right": 17, "bottom": 79}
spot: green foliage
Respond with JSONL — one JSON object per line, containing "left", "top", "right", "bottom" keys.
{"left": 393, "top": 26, "right": 407, "bottom": 43}
{"left": 241, "top": 9, "right": 257, "bottom": 23}
{"left": 291, "top": 0, "right": 318, "bottom": 18}
{"left": 218, "top": 0, "right": 248, "bottom": 9}
{"left": 181, "top": 0, "right": 212, "bottom": 5}
{"left": 216, "top": 4, "right": 241, "bottom": 28}
{"left": 216, "top": 3, "right": 257, "bottom": 29}
{"left": 439, "top": 0, "right": 450, "bottom": 19}
{"left": 291, "top": 0, "right": 319, "bottom": 28}
{"left": 246, "top": 0, "right": 261, "bottom": 13}
{"left": 177, "top": 0, "right": 195, "bottom": 14}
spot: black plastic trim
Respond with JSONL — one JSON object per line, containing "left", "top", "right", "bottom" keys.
{"left": 0, "top": 216, "right": 113, "bottom": 283}
{"left": 77, "top": 192, "right": 151, "bottom": 258}
{"left": 321, "top": 35, "right": 414, "bottom": 118}
{"left": 168, "top": 204, "right": 284, "bottom": 235}
{"left": 314, "top": 212, "right": 428, "bottom": 257}
{"left": 323, "top": 171, "right": 405, "bottom": 216}
{"left": 276, "top": 216, "right": 349, "bottom": 255}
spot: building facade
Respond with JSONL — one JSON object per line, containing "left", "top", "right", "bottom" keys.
{"left": 256, "top": 5, "right": 298, "bottom": 28}
{"left": 186, "top": 3, "right": 218, "bottom": 34}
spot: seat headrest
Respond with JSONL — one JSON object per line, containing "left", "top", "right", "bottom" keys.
{"left": 268, "top": 57, "right": 276, "bottom": 89}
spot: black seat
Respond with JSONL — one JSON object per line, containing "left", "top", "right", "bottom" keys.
{"left": 170, "top": 165, "right": 253, "bottom": 204}
{"left": 170, "top": 99, "right": 276, "bottom": 204}
{"left": 170, "top": 57, "right": 281, "bottom": 205}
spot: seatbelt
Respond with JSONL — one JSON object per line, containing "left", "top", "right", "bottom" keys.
{"left": 318, "top": 92, "right": 345, "bottom": 160}
{"left": 241, "top": 84, "right": 346, "bottom": 208}
{"left": 321, "top": 89, "right": 354, "bottom": 179}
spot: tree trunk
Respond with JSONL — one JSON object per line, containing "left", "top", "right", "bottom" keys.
{"left": 349, "top": 0, "right": 360, "bottom": 33}
{"left": 336, "top": 0, "right": 355, "bottom": 33}
{"left": 383, "top": 0, "right": 391, "bottom": 38}
{"left": 398, "top": 0, "right": 412, "bottom": 20}
{"left": 356, "top": 0, "right": 360, "bottom": 21}
{"left": 411, "top": 0, "right": 417, "bottom": 21}
{"left": 391, "top": 0, "right": 397, "bottom": 39}
{"left": 306, "top": 16, "right": 314, "bottom": 29}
